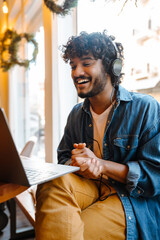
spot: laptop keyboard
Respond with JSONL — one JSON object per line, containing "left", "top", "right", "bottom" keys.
{"left": 25, "top": 168, "right": 58, "bottom": 183}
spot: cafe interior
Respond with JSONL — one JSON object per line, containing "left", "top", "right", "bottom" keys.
{"left": 0, "top": 0, "right": 160, "bottom": 239}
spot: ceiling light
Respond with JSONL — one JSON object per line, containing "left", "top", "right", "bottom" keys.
{"left": 2, "top": 0, "right": 8, "bottom": 14}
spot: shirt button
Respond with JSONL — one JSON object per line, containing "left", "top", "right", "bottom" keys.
{"left": 128, "top": 216, "right": 132, "bottom": 220}
{"left": 104, "top": 143, "right": 108, "bottom": 147}
{"left": 138, "top": 190, "right": 141, "bottom": 194}
{"left": 89, "top": 124, "right": 92, "bottom": 127}
{"left": 121, "top": 194, "right": 124, "bottom": 197}
{"left": 127, "top": 145, "right": 130, "bottom": 149}
{"left": 107, "top": 120, "right": 110, "bottom": 124}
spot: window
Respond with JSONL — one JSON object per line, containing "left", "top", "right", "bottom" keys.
{"left": 77, "top": 0, "right": 160, "bottom": 101}
{"left": 26, "top": 26, "right": 45, "bottom": 160}
{"left": 9, "top": 2, "right": 45, "bottom": 158}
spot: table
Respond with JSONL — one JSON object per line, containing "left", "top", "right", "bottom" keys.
{"left": 0, "top": 182, "right": 27, "bottom": 232}
{"left": 0, "top": 183, "right": 27, "bottom": 203}
{"left": 0, "top": 183, "right": 28, "bottom": 203}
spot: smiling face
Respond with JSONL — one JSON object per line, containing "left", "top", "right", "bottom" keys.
{"left": 70, "top": 54, "right": 108, "bottom": 98}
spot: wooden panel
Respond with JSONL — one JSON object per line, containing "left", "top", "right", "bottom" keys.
{"left": 0, "top": 182, "right": 27, "bottom": 203}
{"left": 15, "top": 185, "right": 36, "bottom": 227}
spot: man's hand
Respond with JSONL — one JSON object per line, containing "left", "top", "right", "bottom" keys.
{"left": 71, "top": 143, "right": 104, "bottom": 179}
{"left": 71, "top": 143, "right": 129, "bottom": 183}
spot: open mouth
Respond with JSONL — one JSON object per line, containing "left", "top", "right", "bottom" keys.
{"left": 75, "top": 78, "right": 91, "bottom": 85}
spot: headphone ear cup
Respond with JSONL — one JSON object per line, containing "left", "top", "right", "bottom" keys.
{"left": 111, "top": 58, "right": 122, "bottom": 77}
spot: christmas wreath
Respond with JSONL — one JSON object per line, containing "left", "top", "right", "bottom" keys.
{"left": 43, "top": 0, "right": 139, "bottom": 16}
{"left": 44, "top": 0, "right": 78, "bottom": 16}
{"left": 0, "top": 29, "right": 38, "bottom": 72}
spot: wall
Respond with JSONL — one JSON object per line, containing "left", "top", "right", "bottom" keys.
{"left": 0, "top": 0, "right": 9, "bottom": 117}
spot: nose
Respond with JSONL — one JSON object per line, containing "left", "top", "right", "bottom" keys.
{"left": 72, "top": 64, "right": 85, "bottom": 78}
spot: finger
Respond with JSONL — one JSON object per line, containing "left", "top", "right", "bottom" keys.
{"left": 72, "top": 161, "right": 88, "bottom": 171}
{"left": 73, "top": 143, "right": 86, "bottom": 149}
{"left": 80, "top": 160, "right": 90, "bottom": 171}
{"left": 91, "top": 158, "right": 100, "bottom": 168}
{"left": 71, "top": 156, "right": 88, "bottom": 166}
{"left": 71, "top": 148, "right": 84, "bottom": 155}
{"left": 70, "top": 157, "right": 77, "bottom": 166}
{"left": 87, "top": 159, "right": 100, "bottom": 178}
{"left": 93, "top": 165, "right": 101, "bottom": 177}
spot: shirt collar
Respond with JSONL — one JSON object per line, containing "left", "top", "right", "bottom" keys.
{"left": 82, "top": 85, "right": 133, "bottom": 113}
{"left": 117, "top": 85, "right": 133, "bottom": 102}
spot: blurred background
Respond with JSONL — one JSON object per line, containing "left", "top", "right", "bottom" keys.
{"left": 0, "top": 0, "right": 159, "bottom": 164}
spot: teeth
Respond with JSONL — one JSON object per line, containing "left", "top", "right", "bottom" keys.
{"left": 77, "top": 79, "right": 89, "bottom": 84}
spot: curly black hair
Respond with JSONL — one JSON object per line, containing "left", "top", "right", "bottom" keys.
{"left": 61, "top": 30, "right": 124, "bottom": 87}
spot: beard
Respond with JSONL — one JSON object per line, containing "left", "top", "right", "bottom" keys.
{"left": 77, "top": 71, "right": 107, "bottom": 99}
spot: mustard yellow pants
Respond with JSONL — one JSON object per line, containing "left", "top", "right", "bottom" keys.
{"left": 35, "top": 173, "right": 126, "bottom": 240}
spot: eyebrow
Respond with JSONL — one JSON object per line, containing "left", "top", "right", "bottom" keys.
{"left": 81, "top": 57, "right": 94, "bottom": 60}
{"left": 70, "top": 57, "right": 94, "bottom": 65}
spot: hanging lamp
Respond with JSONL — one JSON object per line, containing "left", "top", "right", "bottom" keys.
{"left": 2, "top": 0, "right": 8, "bottom": 14}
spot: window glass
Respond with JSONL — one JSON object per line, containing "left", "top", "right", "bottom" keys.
{"left": 77, "top": 0, "right": 160, "bottom": 102}
{"left": 26, "top": 26, "right": 45, "bottom": 160}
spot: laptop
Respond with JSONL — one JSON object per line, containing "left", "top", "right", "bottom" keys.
{"left": 0, "top": 108, "right": 79, "bottom": 187}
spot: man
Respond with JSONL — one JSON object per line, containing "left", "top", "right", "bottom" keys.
{"left": 35, "top": 31, "right": 160, "bottom": 240}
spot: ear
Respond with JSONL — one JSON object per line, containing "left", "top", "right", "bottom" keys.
{"left": 105, "top": 72, "right": 111, "bottom": 80}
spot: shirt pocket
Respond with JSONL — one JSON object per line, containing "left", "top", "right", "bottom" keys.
{"left": 112, "top": 135, "right": 139, "bottom": 163}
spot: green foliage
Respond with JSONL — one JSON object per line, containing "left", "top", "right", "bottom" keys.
{"left": 0, "top": 29, "right": 38, "bottom": 72}
{"left": 44, "top": 0, "right": 78, "bottom": 16}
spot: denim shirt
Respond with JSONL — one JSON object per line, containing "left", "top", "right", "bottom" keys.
{"left": 58, "top": 85, "right": 160, "bottom": 240}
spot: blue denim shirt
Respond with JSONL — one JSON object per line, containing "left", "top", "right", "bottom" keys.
{"left": 58, "top": 85, "right": 160, "bottom": 240}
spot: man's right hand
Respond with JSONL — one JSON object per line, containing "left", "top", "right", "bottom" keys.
{"left": 71, "top": 143, "right": 102, "bottom": 179}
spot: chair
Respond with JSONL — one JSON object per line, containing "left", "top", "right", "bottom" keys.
{"left": 20, "top": 138, "right": 37, "bottom": 158}
{"left": 7, "top": 137, "right": 37, "bottom": 239}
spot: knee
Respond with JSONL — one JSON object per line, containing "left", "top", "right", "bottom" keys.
{"left": 36, "top": 173, "right": 78, "bottom": 199}
{"left": 51, "top": 172, "right": 79, "bottom": 191}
